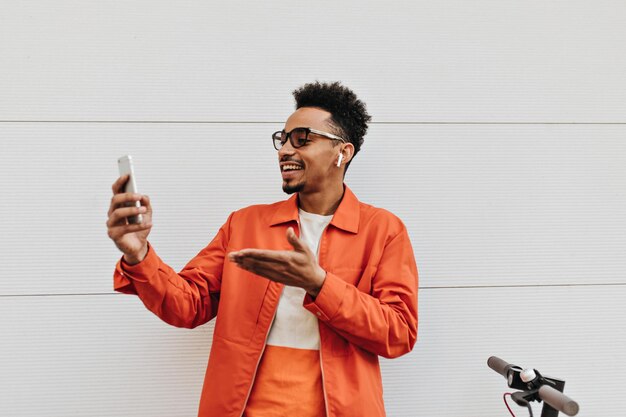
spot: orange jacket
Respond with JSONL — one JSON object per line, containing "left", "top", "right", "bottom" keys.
{"left": 114, "top": 185, "right": 418, "bottom": 417}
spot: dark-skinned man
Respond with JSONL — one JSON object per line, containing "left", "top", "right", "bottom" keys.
{"left": 107, "top": 81, "right": 418, "bottom": 417}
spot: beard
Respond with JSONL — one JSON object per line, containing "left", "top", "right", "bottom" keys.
{"left": 282, "top": 180, "right": 305, "bottom": 195}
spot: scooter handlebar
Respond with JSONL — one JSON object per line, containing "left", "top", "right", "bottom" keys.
{"left": 487, "top": 356, "right": 512, "bottom": 378}
{"left": 538, "top": 385, "right": 579, "bottom": 416}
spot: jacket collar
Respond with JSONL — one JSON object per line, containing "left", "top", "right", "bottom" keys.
{"left": 269, "top": 184, "right": 360, "bottom": 234}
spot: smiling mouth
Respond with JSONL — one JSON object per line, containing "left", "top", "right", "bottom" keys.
{"left": 281, "top": 164, "right": 304, "bottom": 172}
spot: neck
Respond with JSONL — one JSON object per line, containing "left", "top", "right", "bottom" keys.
{"left": 297, "top": 182, "right": 345, "bottom": 215}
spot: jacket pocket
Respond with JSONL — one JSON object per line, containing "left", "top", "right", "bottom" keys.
{"left": 213, "top": 268, "right": 268, "bottom": 345}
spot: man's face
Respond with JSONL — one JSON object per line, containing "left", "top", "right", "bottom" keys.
{"left": 278, "top": 107, "right": 342, "bottom": 195}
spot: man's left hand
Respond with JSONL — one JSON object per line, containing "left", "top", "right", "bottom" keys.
{"left": 228, "top": 227, "right": 326, "bottom": 297}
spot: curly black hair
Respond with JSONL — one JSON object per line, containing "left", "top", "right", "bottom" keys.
{"left": 293, "top": 81, "right": 371, "bottom": 171}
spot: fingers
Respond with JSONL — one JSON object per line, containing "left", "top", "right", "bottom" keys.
{"left": 107, "top": 176, "right": 153, "bottom": 250}
{"left": 229, "top": 250, "right": 290, "bottom": 279}
{"left": 230, "top": 253, "right": 319, "bottom": 290}
{"left": 107, "top": 205, "right": 148, "bottom": 227}
{"left": 108, "top": 192, "right": 146, "bottom": 216}
{"left": 107, "top": 221, "right": 152, "bottom": 241}
{"left": 286, "top": 227, "right": 309, "bottom": 253}
{"left": 139, "top": 194, "right": 152, "bottom": 213}
{"left": 229, "top": 255, "right": 289, "bottom": 282}
{"left": 110, "top": 191, "right": 142, "bottom": 207}
{"left": 229, "top": 243, "right": 322, "bottom": 290}
{"left": 111, "top": 174, "right": 130, "bottom": 194}
{"left": 110, "top": 174, "right": 150, "bottom": 214}
{"left": 229, "top": 227, "right": 311, "bottom": 265}
{"left": 229, "top": 249, "right": 287, "bottom": 264}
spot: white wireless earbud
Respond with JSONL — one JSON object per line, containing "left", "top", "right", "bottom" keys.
{"left": 337, "top": 153, "right": 344, "bottom": 167}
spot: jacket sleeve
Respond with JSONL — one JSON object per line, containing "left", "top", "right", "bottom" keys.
{"left": 303, "top": 227, "right": 418, "bottom": 358}
{"left": 112, "top": 213, "right": 233, "bottom": 329}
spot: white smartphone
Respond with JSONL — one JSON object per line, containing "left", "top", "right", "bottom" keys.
{"left": 117, "top": 155, "right": 143, "bottom": 224}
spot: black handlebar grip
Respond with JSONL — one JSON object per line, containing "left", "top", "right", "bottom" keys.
{"left": 538, "top": 385, "right": 579, "bottom": 416}
{"left": 487, "top": 356, "right": 511, "bottom": 378}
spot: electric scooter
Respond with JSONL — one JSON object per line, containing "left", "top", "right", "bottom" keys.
{"left": 488, "top": 356, "right": 580, "bottom": 417}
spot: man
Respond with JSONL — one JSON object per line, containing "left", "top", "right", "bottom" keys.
{"left": 107, "top": 81, "right": 418, "bottom": 417}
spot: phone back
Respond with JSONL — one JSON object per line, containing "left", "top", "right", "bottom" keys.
{"left": 117, "top": 155, "right": 142, "bottom": 224}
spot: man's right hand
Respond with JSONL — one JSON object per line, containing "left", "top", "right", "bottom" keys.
{"left": 107, "top": 174, "right": 153, "bottom": 265}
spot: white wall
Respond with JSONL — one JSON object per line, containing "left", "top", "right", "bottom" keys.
{"left": 1, "top": 1, "right": 625, "bottom": 416}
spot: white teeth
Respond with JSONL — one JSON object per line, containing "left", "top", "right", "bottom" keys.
{"left": 282, "top": 164, "right": 302, "bottom": 171}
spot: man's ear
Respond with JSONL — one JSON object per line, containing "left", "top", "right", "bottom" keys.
{"left": 340, "top": 143, "right": 355, "bottom": 165}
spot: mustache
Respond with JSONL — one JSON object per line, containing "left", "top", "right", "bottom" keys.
{"left": 280, "top": 156, "right": 304, "bottom": 165}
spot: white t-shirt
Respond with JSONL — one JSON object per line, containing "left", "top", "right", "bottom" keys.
{"left": 265, "top": 208, "right": 333, "bottom": 349}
